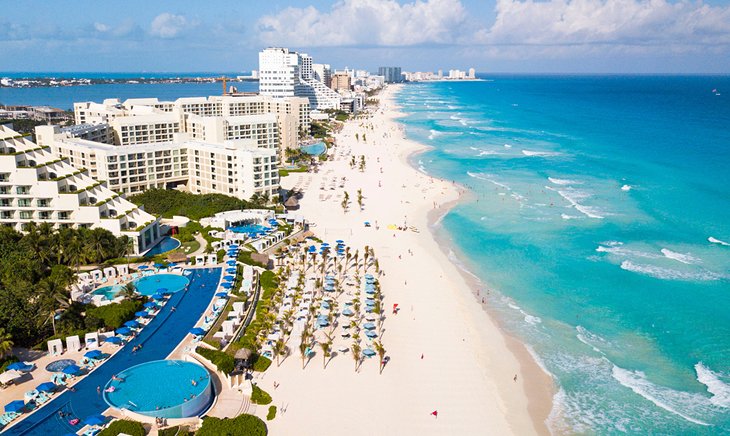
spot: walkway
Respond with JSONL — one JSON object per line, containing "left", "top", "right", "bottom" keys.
{"left": 2, "top": 268, "right": 221, "bottom": 436}
{"left": 189, "top": 234, "right": 208, "bottom": 257}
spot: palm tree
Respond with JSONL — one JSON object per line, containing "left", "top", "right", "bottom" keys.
{"left": 320, "top": 338, "right": 332, "bottom": 369}
{"left": 299, "top": 337, "right": 309, "bottom": 369}
{"left": 273, "top": 339, "right": 287, "bottom": 367}
{"left": 373, "top": 341, "right": 386, "bottom": 375}
{"left": 351, "top": 342, "right": 362, "bottom": 372}
{"left": 119, "top": 282, "right": 137, "bottom": 299}
{"left": 0, "top": 328, "right": 14, "bottom": 358}
{"left": 357, "top": 189, "right": 363, "bottom": 210}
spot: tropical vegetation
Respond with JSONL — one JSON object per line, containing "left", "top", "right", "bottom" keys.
{"left": 197, "top": 414, "right": 267, "bottom": 436}
{"left": 98, "top": 419, "right": 146, "bottom": 436}
{"left": 128, "top": 188, "right": 271, "bottom": 221}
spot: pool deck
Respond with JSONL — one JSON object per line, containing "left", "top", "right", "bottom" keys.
{"left": 1, "top": 268, "right": 221, "bottom": 435}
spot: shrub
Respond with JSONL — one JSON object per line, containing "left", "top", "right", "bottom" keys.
{"left": 85, "top": 299, "right": 144, "bottom": 330}
{"left": 98, "top": 419, "right": 145, "bottom": 436}
{"left": 127, "top": 189, "right": 254, "bottom": 220}
{"left": 0, "top": 355, "right": 19, "bottom": 372}
{"left": 259, "top": 271, "right": 277, "bottom": 295}
{"left": 252, "top": 355, "right": 272, "bottom": 372}
{"left": 196, "top": 346, "right": 235, "bottom": 374}
{"left": 266, "top": 405, "right": 277, "bottom": 421}
{"left": 197, "top": 414, "right": 267, "bottom": 436}
{"left": 159, "top": 426, "right": 191, "bottom": 436}
{"left": 238, "top": 251, "right": 266, "bottom": 268}
{"left": 251, "top": 384, "right": 272, "bottom": 405}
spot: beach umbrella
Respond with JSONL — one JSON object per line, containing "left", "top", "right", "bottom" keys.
{"left": 83, "top": 414, "right": 107, "bottom": 426}
{"left": 321, "top": 242, "right": 330, "bottom": 247}
{"left": 223, "top": 275, "right": 235, "bottom": 282}
{"left": 365, "top": 301, "right": 375, "bottom": 307}
{"left": 151, "top": 293, "right": 164, "bottom": 300}
{"left": 336, "top": 239, "right": 344, "bottom": 244}
{"left": 135, "top": 311, "right": 148, "bottom": 318}
{"left": 308, "top": 246, "right": 316, "bottom": 253}
{"left": 124, "top": 320, "right": 140, "bottom": 328}
{"left": 62, "top": 364, "right": 81, "bottom": 375}
{"left": 167, "top": 262, "right": 177, "bottom": 267}
{"left": 115, "top": 327, "right": 132, "bottom": 336}
{"left": 321, "top": 301, "right": 330, "bottom": 309}
{"left": 84, "top": 349, "right": 102, "bottom": 359}
{"left": 189, "top": 327, "right": 206, "bottom": 336}
{"left": 363, "top": 322, "right": 376, "bottom": 330}
{"left": 215, "top": 292, "right": 228, "bottom": 298}
{"left": 137, "top": 265, "right": 149, "bottom": 270}
{"left": 363, "top": 348, "right": 376, "bottom": 357}
{"left": 104, "top": 336, "right": 122, "bottom": 344}
{"left": 342, "top": 308, "right": 354, "bottom": 316}
{"left": 221, "top": 282, "right": 233, "bottom": 289}
{"left": 143, "top": 302, "right": 157, "bottom": 308}
{"left": 153, "top": 263, "right": 165, "bottom": 268}
{"left": 366, "top": 330, "right": 378, "bottom": 338}
{"left": 365, "top": 274, "right": 374, "bottom": 279}
{"left": 4, "top": 400, "right": 25, "bottom": 413}
{"left": 36, "top": 382, "right": 57, "bottom": 392}
{"left": 226, "top": 267, "right": 237, "bottom": 273}
{"left": 6, "top": 362, "right": 32, "bottom": 372}
{"left": 229, "top": 244, "right": 239, "bottom": 249}
{"left": 226, "top": 260, "right": 237, "bottom": 266}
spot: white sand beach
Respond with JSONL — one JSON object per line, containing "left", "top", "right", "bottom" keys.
{"left": 269, "top": 84, "right": 553, "bottom": 435}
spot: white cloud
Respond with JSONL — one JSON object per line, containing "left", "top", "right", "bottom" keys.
{"left": 150, "top": 13, "right": 193, "bottom": 39}
{"left": 481, "top": 0, "right": 730, "bottom": 48}
{"left": 94, "top": 23, "right": 110, "bottom": 33}
{"left": 257, "top": 0, "right": 468, "bottom": 47}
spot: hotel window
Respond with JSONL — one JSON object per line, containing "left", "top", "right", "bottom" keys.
{"left": 0, "top": 187, "right": 9, "bottom": 195}
{"left": 17, "top": 199, "right": 31, "bottom": 207}
{"left": 19, "top": 211, "right": 32, "bottom": 220}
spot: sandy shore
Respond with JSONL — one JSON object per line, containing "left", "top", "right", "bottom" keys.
{"left": 269, "top": 84, "right": 553, "bottom": 435}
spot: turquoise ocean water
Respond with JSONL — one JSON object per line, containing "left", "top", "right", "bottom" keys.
{"left": 397, "top": 76, "right": 730, "bottom": 434}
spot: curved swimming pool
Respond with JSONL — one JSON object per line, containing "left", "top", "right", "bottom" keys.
{"left": 133, "top": 274, "right": 189, "bottom": 296}
{"left": 144, "top": 236, "right": 181, "bottom": 257}
{"left": 92, "top": 284, "right": 123, "bottom": 300}
{"left": 103, "top": 360, "right": 212, "bottom": 418}
{"left": 301, "top": 142, "right": 326, "bottom": 155}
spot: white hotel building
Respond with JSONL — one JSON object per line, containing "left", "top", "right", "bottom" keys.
{"left": 0, "top": 125, "right": 161, "bottom": 254}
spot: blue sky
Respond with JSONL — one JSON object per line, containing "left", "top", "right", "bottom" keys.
{"left": 1, "top": 0, "right": 729, "bottom": 73}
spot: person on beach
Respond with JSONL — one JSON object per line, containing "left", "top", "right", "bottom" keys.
{"left": 514, "top": 374, "right": 518, "bottom": 382}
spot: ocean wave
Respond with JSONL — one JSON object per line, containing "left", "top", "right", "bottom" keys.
{"left": 522, "top": 149, "right": 561, "bottom": 157}
{"left": 548, "top": 177, "right": 582, "bottom": 185}
{"left": 611, "top": 365, "right": 711, "bottom": 426}
{"left": 619, "top": 260, "right": 725, "bottom": 281}
{"left": 709, "top": 237, "right": 730, "bottom": 246}
{"left": 621, "top": 184, "right": 632, "bottom": 191}
{"left": 661, "top": 248, "right": 701, "bottom": 265}
{"left": 466, "top": 171, "right": 511, "bottom": 190}
{"left": 524, "top": 314, "right": 542, "bottom": 325}
{"left": 596, "top": 245, "right": 661, "bottom": 259}
{"left": 546, "top": 186, "right": 605, "bottom": 219}
{"left": 575, "top": 326, "right": 608, "bottom": 354}
{"left": 427, "top": 129, "right": 441, "bottom": 140}
{"left": 503, "top": 143, "right": 512, "bottom": 148}
{"left": 561, "top": 214, "right": 582, "bottom": 220}
{"left": 695, "top": 362, "right": 730, "bottom": 408}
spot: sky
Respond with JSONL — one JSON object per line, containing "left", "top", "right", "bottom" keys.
{"left": 1, "top": 0, "right": 730, "bottom": 74}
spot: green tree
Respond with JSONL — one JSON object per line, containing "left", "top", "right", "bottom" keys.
{"left": 374, "top": 341, "right": 386, "bottom": 375}
{"left": 357, "top": 189, "right": 363, "bottom": 210}
{"left": 0, "top": 328, "right": 14, "bottom": 358}
{"left": 351, "top": 341, "right": 361, "bottom": 373}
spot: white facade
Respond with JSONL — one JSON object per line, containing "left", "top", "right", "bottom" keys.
{"left": 0, "top": 125, "right": 161, "bottom": 254}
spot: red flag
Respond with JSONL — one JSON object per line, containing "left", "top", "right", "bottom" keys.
{"left": 431, "top": 410, "right": 438, "bottom": 417}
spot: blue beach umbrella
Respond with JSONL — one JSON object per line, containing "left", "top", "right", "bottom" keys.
{"left": 363, "top": 322, "right": 376, "bottom": 330}
{"left": 135, "top": 311, "right": 148, "bottom": 318}
{"left": 36, "top": 382, "right": 57, "bottom": 392}
{"left": 226, "top": 260, "right": 237, "bottom": 266}
{"left": 363, "top": 348, "right": 376, "bottom": 357}
{"left": 153, "top": 263, "right": 165, "bottom": 268}
{"left": 223, "top": 275, "right": 235, "bottom": 282}
{"left": 84, "top": 349, "right": 102, "bottom": 359}
{"left": 115, "top": 327, "right": 132, "bottom": 335}
{"left": 226, "top": 267, "right": 237, "bottom": 273}
{"left": 308, "top": 246, "right": 317, "bottom": 253}
{"left": 124, "top": 320, "right": 140, "bottom": 328}
{"left": 137, "top": 265, "right": 149, "bottom": 270}
{"left": 321, "top": 301, "right": 330, "bottom": 309}
{"left": 216, "top": 292, "right": 228, "bottom": 298}
{"left": 151, "top": 293, "right": 164, "bottom": 300}
{"left": 167, "top": 262, "right": 177, "bottom": 267}
{"left": 336, "top": 239, "right": 344, "bottom": 244}
{"left": 365, "top": 288, "right": 375, "bottom": 295}
{"left": 4, "top": 400, "right": 25, "bottom": 413}
{"left": 229, "top": 244, "right": 239, "bottom": 249}
{"left": 365, "top": 274, "right": 374, "bottom": 279}
{"left": 342, "top": 308, "right": 354, "bottom": 316}
{"left": 105, "top": 336, "right": 122, "bottom": 344}
{"left": 221, "top": 282, "right": 233, "bottom": 289}
{"left": 83, "top": 414, "right": 107, "bottom": 426}
{"left": 6, "top": 362, "right": 32, "bottom": 372}
{"left": 62, "top": 364, "right": 81, "bottom": 375}
{"left": 143, "top": 302, "right": 157, "bottom": 308}
{"left": 366, "top": 330, "right": 378, "bottom": 339}
{"left": 189, "top": 327, "right": 206, "bottom": 336}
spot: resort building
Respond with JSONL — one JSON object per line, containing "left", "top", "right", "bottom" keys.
{"left": 378, "top": 66, "right": 403, "bottom": 83}
{"left": 0, "top": 125, "right": 161, "bottom": 254}
{"left": 259, "top": 47, "right": 341, "bottom": 110}
{"left": 331, "top": 72, "right": 352, "bottom": 91}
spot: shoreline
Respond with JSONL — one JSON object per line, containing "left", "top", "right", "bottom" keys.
{"left": 271, "top": 83, "right": 553, "bottom": 435}
{"left": 393, "top": 87, "right": 555, "bottom": 434}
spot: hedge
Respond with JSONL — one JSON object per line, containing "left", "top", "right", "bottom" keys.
{"left": 266, "top": 405, "right": 277, "bottom": 421}
{"left": 85, "top": 299, "right": 144, "bottom": 330}
{"left": 159, "top": 426, "right": 191, "bottom": 436}
{"left": 252, "top": 355, "right": 272, "bottom": 372}
{"left": 98, "top": 419, "right": 145, "bottom": 436}
{"left": 196, "top": 346, "right": 235, "bottom": 374}
{"left": 250, "top": 384, "right": 272, "bottom": 405}
{"left": 197, "top": 414, "right": 267, "bottom": 436}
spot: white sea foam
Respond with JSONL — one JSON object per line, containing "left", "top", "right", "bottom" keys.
{"left": 561, "top": 214, "right": 581, "bottom": 220}
{"left": 620, "top": 260, "right": 725, "bottom": 281}
{"left": 575, "top": 326, "right": 608, "bottom": 354}
{"left": 596, "top": 245, "right": 660, "bottom": 259}
{"left": 661, "top": 248, "right": 701, "bottom": 265}
{"left": 621, "top": 184, "right": 632, "bottom": 191}
{"left": 695, "top": 362, "right": 730, "bottom": 408}
{"left": 611, "top": 365, "right": 711, "bottom": 426}
{"left": 503, "top": 143, "right": 512, "bottom": 148}
{"left": 548, "top": 177, "right": 582, "bottom": 186}
{"left": 709, "top": 237, "right": 730, "bottom": 246}
{"left": 522, "top": 149, "right": 561, "bottom": 157}
{"left": 467, "top": 172, "right": 510, "bottom": 190}
{"left": 524, "top": 314, "right": 542, "bottom": 325}
{"left": 546, "top": 186, "right": 605, "bottom": 219}
{"left": 427, "top": 129, "right": 442, "bottom": 140}
{"left": 478, "top": 150, "right": 502, "bottom": 156}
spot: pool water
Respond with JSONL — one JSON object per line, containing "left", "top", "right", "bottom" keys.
{"left": 132, "top": 274, "right": 189, "bottom": 296}
{"left": 228, "top": 224, "right": 270, "bottom": 236}
{"left": 144, "top": 236, "right": 181, "bottom": 257}
{"left": 300, "top": 142, "right": 326, "bottom": 155}
{"left": 45, "top": 359, "right": 76, "bottom": 372}
{"left": 92, "top": 285, "right": 123, "bottom": 300}
{"left": 104, "top": 360, "right": 212, "bottom": 418}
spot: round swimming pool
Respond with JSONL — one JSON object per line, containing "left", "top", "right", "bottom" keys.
{"left": 103, "top": 360, "right": 212, "bottom": 419}
{"left": 144, "top": 236, "right": 181, "bottom": 258}
{"left": 301, "top": 142, "right": 326, "bottom": 155}
{"left": 92, "top": 284, "right": 123, "bottom": 300}
{"left": 132, "top": 274, "right": 189, "bottom": 296}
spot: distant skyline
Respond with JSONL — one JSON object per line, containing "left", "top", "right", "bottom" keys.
{"left": 2, "top": 0, "right": 730, "bottom": 74}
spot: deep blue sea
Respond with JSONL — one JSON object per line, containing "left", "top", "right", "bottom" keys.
{"left": 0, "top": 75, "right": 257, "bottom": 110}
{"left": 397, "top": 76, "right": 730, "bottom": 434}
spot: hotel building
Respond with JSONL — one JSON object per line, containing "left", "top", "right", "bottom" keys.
{"left": 0, "top": 125, "right": 161, "bottom": 254}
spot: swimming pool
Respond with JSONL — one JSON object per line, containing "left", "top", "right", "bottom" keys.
{"left": 228, "top": 224, "right": 270, "bottom": 236}
{"left": 301, "top": 142, "right": 326, "bottom": 155}
{"left": 103, "top": 360, "right": 212, "bottom": 419}
{"left": 92, "top": 284, "right": 123, "bottom": 300}
{"left": 132, "top": 274, "right": 189, "bottom": 296}
{"left": 45, "top": 359, "right": 76, "bottom": 373}
{"left": 144, "top": 236, "right": 181, "bottom": 257}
